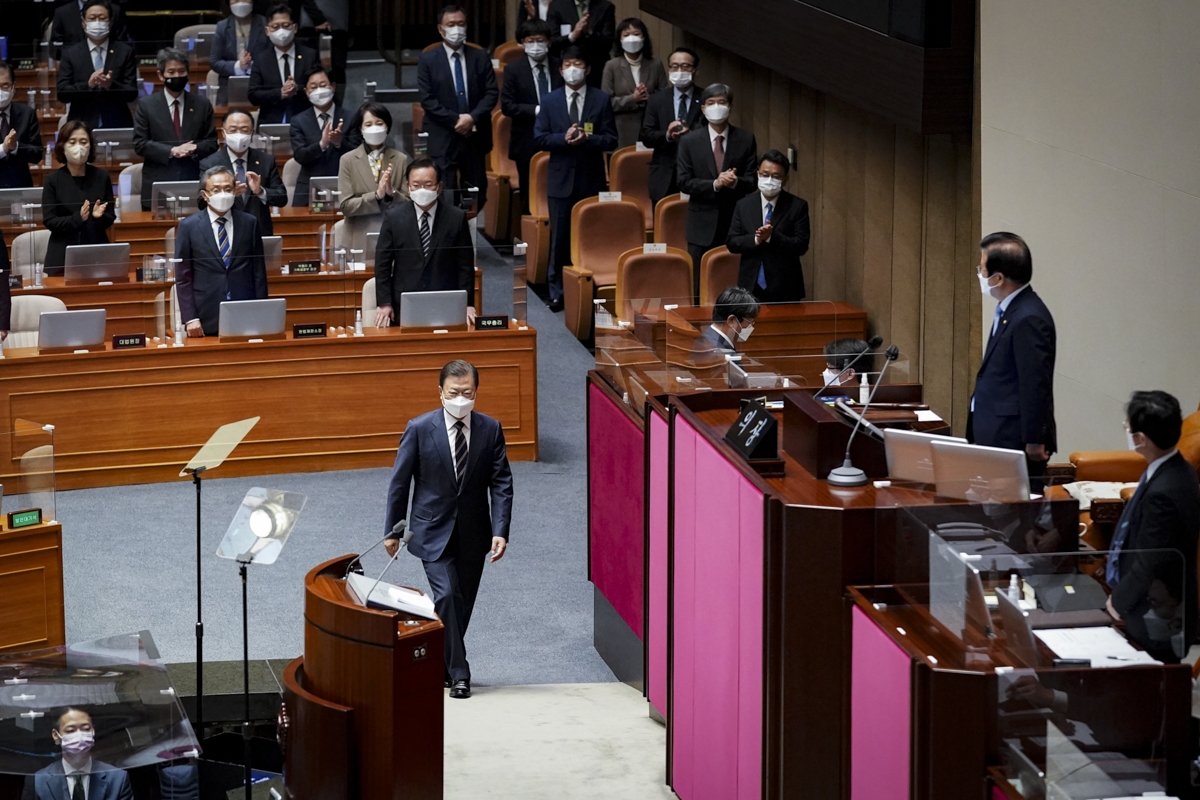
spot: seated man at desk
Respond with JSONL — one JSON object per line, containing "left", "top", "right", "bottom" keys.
{"left": 693, "top": 286, "right": 758, "bottom": 354}
{"left": 1106, "top": 390, "right": 1200, "bottom": 663}
{"left": 23, "top": 706, "right": 133, "bottom": 800}
{"left": 373, "top": 158, "right": 474, "bottom": 328}
{"left": 56, "top": 0, "right": 138, "bottom": 130}
{"left": 821, "top": 337, "right": 870, "bottom": 388}
{"left": 175, "top": 166, "right": 268, "bottom": 338}
{"left": 199, "top": 110, "right": 287, "bottom": 236}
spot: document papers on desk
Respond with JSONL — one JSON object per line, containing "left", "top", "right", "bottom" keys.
{"left": 345, "top": 573, "right": 438, "bottom": 620}
{"left": 1033, "top": 627, "right": 1161, "bottom": 667}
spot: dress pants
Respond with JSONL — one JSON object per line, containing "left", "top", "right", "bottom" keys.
{"left": 514, "top": 153, "right": 532, "bottom": 216}
{"left": 434, "top": 144, "right": 489, "bottom": 213}
{"left": 548, "top": 191, "right": 590, "bottom": 302}
{"left": 421, "top": 527, "right": 487, "bottom": 683}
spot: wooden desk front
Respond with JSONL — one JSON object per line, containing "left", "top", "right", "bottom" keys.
{"left": 0, "top": 521, "right": 64, "bottom": 654}
{"left": 0, "top": 325, "right": 538, "bottom": 490}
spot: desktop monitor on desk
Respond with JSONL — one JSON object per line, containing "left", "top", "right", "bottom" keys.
{"left": 0, "top": 187, "right": 43, "bottom": 224}
{"left": 64, "top": 243, "right": 131, "bottom": 285}
{"left": 38, "top": 309, "right": 106, "bottom": 350}
{"left": 727, "top": 359, "right": 778, "bottom": 389}
{"left": 92, "top": 127, "right": 136, "bottom": 161}
{"left": 227, "top": 75, "right": 250, "bottom": 106}
{"left": 884, "top": 428, "right": 967, "bottom": 483}
{"left": 218, "top": 298, "right": 287, "bottom": 338}
{"left": 931, "top": 439, "right": 1030, "bottom": 504}
{"left": 262, "top": 236, "right": 283, "bottom": 274}
{"left": 307, "top": 176, "right": 339, "bottom": 209}
{"left": 150, "top": 180, "right": 200, "bottom": 218}
{"left": 399, "top": 290, "right": 467, "bottom": 329}
{"left": 257, "top": 124, "right": 293, "bottom": 157}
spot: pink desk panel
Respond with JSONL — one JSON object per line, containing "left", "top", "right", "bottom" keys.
{"left": 850, "top": 605, "right": 912, "bottom": 800}
{"left": 648, "top": 407, "right": 669, "bottom": 718}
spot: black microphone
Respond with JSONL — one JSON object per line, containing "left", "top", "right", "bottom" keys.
{"left": 366, "top": 525, "right": 416, "bottom": 602}
{"left": 824, "top": 335, "right": 883, "bottom": 389}
{"left": 827, "top": 344, "right": 900, "bottom": 486}
{"left": 343, "top": 519, "right": 406, "bottom": 579}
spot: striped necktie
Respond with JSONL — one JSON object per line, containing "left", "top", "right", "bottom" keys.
{"left": 216, "top": 216, "right": 231, "bottom": 270}
{"left": 420, "top": 211, "right": 431, "bottom": 258}
{"left": 453, "top": 420, "right": 467, "bottom": 485}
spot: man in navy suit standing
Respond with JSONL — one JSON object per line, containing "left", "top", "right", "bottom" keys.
{"left": 174, "top": 166, "right": 268, "bottom": 337}
{"left": 417, "top": 5, "right": 498, "bottom": 212}
{"left": 500, "top": 18, "right": 563, "bottom": 215}
{"left": 23, "top": 707, "right": 133, "bottom": 800}
{"left": 384, "top": 359, "right": 514, "bottom": 699}
{"left": 968, "top": 231, "right": 1057, "bottom": 483}
{"left": 532, "top": 46, "right": 618, "bottom": 311}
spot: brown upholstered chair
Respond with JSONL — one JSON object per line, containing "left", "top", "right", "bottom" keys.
{"left": 494, "top": 40, "right": 523, "bottom": 66}
{"left": 562, "top": 196, "right": 646, "bottom": 340}
{"left": 615, "top": 246, "right": 693, "bottom": 323}
{"left": 699, "top": 246, "right": 740, "bottom": 307}
{"left": 483, "top": 109, "right": 515, "bottom": 241}
{"left": 653, "top": 194, "right": 688, "bottom": 252}
{"left": 519, "top": 151, "right": 551, "bottom": 284}
{"left": 608, "top": 146, "right": 654, "bottom": 233}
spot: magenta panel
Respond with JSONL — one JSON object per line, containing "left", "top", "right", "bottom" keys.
{"left": 850, "top": 605, "right": 912, "bottom": 800}
{"left": 648, "top": 409, "right": 669, "bottom": 718}
{"left": 588, "top": 383, "right": 646, "bottom": 637}
{"left": 671, "top": 414, "right": 764, "bottom": 800}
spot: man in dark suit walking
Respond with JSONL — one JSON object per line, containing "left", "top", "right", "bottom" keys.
{"left": 133, "top": 48, "right": 219, "bottom": 212}
{"left": 248, "top": 3, "right": 318, "bottom": 125}
{"left": 200, "top": 110, "right": 287, "bottom": 236}
{"left": 56, "top": 0, "right": 138, "bottom": 130}
{"left": 967, "top": 231, "right": 1057, "bottom": 482}
{"left": 174, "top": 166, "right": 268, "bottom": 337}
{"left": 532, "top": 46, "right": 618, "bottom": 310}
{"left": 546, "top": 0, "right": 614, "bottom": 89}
{"left": 1106, "top": 390, "right": 1200, "bottom": 663}
{"left": 373, "top": 158, "right": 475, "bottom": 327}
{"left": 0, "top": 61, "right": 44, "bottom": 189}
{"left": 384, "top": 359, "right": 514, "bottom": 698}
{"left": 500, "top": 18, "right": 563, "bottom": 215}
{"left": 640, "top": 47, "right": 703, "bottom": 209}
{"left": 677, "top": 83, "right": 757, "bottom": 299}
{"left": 417, "top": 5, "right": 499, "bottom": 212}
{"left": 289, "top": 66, "right": 358, "bottom": 207}
{"left": 727, "top": 149, "right": 810, "bottom": 302}
{"left": 22, "top": 707, "right": 133, "bottom": 800}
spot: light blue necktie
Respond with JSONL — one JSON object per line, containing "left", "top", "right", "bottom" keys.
{"left": 92, "top": 45, "right": 104, "bottom": 72}
{"left": 756, "top": 202, "right": 773, "bottom": 290}
{"left": 991, "top": 303, "right": 1004, "bottom": 337}
{"left": 453, "top": 53, "right": 469, "bottom": 113}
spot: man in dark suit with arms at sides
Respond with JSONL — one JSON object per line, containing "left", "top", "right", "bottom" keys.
{"left": 546, "top": 0, "right": 614, "bottom": 89}
{"left": 727, "top": 149, "right": 810, "bottom": 302}
{"left": 500, "top": 18, "right": 563, "bottom": 215}
{"left": 1105, "top": 391, "right": 1200, "bottom": 663}
{"left": 199, "top": 110, "right": 287, "bottom": 236}
{"left": 373, "top": 158, "right": 475, "bottom": 327}
{"left": 0, "top": 61, "right": 44, "bottom": 189}
{"left": 967, "top": 231, "right": 1056, "bottom": 482}
{"left": 640, "top": 47, "right": 703, "bottom": 209}
{"left": 56, "top": 0, "right": 138, "bottom": 130}
{"left": 417, "top": 5, "right": 499, "bottom": 212}
{"left": 384, "top": 359, "right": 514, "bottom": 699}
{"left": 22, "top": 707, "right": 133, "bottom": 800}
{"left": 175, "top": 166, "right": 268, "bottom": 337}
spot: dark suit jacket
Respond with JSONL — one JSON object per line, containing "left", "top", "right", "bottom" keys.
{"left": 640, "top": 84, "right": 702, "bottom": 204}
{"left": 174, "top": 209, "right": 268, "bottom": 335}
{"left": 969, "top": 286, "right": 1057, "bottom": 453}
{"left": 501, "top": 55, "right": 563, "bottom": 162}
{"left": 546, "top": 0, "right": 615, "bottom": 88}
{"left": 1111, "top": 452, "right": 1200, "bottom": 651}
{"left": 727, "top": 190, "right": 810, "bottom": 301}
{"left": 57, "top": 39, "right": 138, "bottom": 129}
{"left": 51, "top": 0, "right": 128, "bottom": 49}
{"left": 532, "top": 86, "right": 618, "bottom": 199}
{"left": 384, "top": 407, "right": 513, "bottom": 563}
{"left": 375, "top": 200, "right": 474, "bottom": 309}
{"left": 199, "top": 146, "right": 287, "bottom": 236}
{"left": 417, "top": 45, "right": 498, "bottom": 162}
{"left": 21, "top": 759, "right": 133, "bottom": 800}
{"left": 289, "top": 103, "right": 358, "bottom": 206}
{"left": 209, "top": 14, "right": 269, "bottom": 88}
{"left": 0, "top": 103, "right": 44, "bottom": 189}
{"left": 248, "top": 44, "right": 318, "bottom": 125}
{"left": 133, "top": 90, "right": 219, "bottom": 210}
{"left": 695, "top": 324, "right": 735, "bottom": 353}
{"left": 676, "top": 124, "right": 758, "bottom": 247}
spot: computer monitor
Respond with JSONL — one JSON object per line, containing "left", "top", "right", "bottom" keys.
{"left": 727, "top": 359, "right": 778, "bottom": 389}
{"left": 227, "top": 75, "right": 250, "bottom": 106}
{"left": 257, "top": 123, "right": 293, "bottom": 157}
{"left": 38, "top": 309, "right": 106, "bottom": 350}
{"left": 884, "top": 428, "right": 967, "bottom": 483}
{"left": 218, "top": 298, "right": 287, "bottom": 338}
{"left": 150, "top": 180, "right": 201, "bottom": 217}
{"left": 996, "top": 589, "right": 1042, "bottom": 667}
{"left": 64, "top": 243, "right": 130, "bottom": 285}
{"left": 307, "top": 175, "right": 339, "bottom": 208}
{"left": 92, "top": 127, "right": 136, "bottom": 161}
{"left": 0, "top": 187, "right": 43, "bottom": 224}
{"left": 262, "top": 236, "right": 283, "bottom": 274}
{"left": 365, "top": 231, "right": 380, "bottom": 267}
{"left": 399, "top": 290, "right": 467, "bottom": 328}
{"left": 930, "top": 439, "right": 1030, "bottom": 504}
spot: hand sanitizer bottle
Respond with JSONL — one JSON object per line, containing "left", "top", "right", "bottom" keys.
{"left": 858, "top": 373, "right": 870, "bottom": 404}
{"left": 354, "top": 309, "right": 363, "bottom": 336}
{"left": 174, "top": 321, "right": 184, "bottom": 346}
{"left": 1008, "top": 573, "right": 1020, "bottom": 603}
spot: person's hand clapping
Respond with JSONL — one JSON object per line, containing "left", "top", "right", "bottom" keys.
{"left": 280, "top": 77, "right": 297, "bottom": 99}
{"left": 79, "top": 200, "right": 91, "bottom": 220}
{"left": 246, "top": 171, "right": 262, "bottom": 195}
{"left": 666, "top": 120, "right": 685, "bottom": 142}
{"left": 633, "top": 82, "right": 649, "bottom": 103}
{"left": 90, "top": 200, "right": 108, "bottom": 219}
{"left": 2, "top": 129, "right": 16, "bottom": 154}
{"left": 572, "top": 12, "right": 589, "bottom": 39}
{"left": 755, "top": 223, "right": 772, "bottom": 244}
{"left": 375, "top": 165, "right": 393, "bottom": 199}
{"left": 716, "top": 168, "right": 738, "bottom": 189}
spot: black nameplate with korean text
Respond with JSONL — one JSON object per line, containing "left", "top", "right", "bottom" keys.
{"left": 7, "top": 273, "right": 20, "bottom": 290}
{"left": 475, "top": 315, "right": 509, "bottom": 330}
{"left": 293, "top": 323, "right": 327, "bottom": 339}
{"left": 112, "top": 333, "right": 146, "bottom": 349}
{"left": 723, "top": 399, "right": 778, "bottom": 461}
{"left": 289, "top": 261, "right": 320, "bottom": 274}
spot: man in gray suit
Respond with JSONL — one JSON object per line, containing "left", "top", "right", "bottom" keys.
{"left": 23, "top": 707, "right": 133, "bottom": 800}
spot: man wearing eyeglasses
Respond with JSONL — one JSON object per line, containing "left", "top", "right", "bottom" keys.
{"left": 640, "top": 47, "right": 702, "bottom": 210}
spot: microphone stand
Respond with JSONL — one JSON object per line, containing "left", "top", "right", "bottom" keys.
{"left": 827, "top": 345, "right": 900, "bottom": 487}
{"left": 184, "top": 465, "right": 207, "bottom": 740}
{"left": 343, "top": 521, "right": 406, "bottom": 579}
{"left": 366, "top": 534, "right": 411, "bottom": 603}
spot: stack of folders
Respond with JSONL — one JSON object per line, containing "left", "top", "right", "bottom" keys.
{"left": 345, "top": 573, "right": 438, "bottom": 620}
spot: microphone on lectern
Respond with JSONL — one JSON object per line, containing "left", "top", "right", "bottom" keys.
{"left": 367, "top": 524, "right": 416, "bottom": 602}
{"left": 827, "top": 344, "right": 900, "bottom": 487}
{"left": 343, "top": 519, "right": 407, "bottom": 579}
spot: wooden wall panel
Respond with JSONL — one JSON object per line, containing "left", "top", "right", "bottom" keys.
{"left": 891, "top": 128, "right": 926, "bottom": 374}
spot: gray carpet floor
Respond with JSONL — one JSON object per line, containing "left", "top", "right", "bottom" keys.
{"left": 58, "top": 240, "right": 614, "bottom": 687}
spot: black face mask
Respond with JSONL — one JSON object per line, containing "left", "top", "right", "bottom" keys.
{"left": 164, "top": 76, "right": 188, "bottom": 93}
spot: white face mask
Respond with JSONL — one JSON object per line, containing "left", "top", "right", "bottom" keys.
{"left": 65, "top": 143, "right": 89, "bottom": 164}
{"left": 1126, "top": 430, "right": 1139, "bottom": 452}
{"left": 669, "top": 71, "right": 692, "bottom": 89}
{"left": 85, "top": 21, "right": 110, "bottom": 40}
{"left": 978, "top": 271, "right": 998, "bottom": 297}
{"left": 562, "top": 66, "right": 586, "bottom": 86}
{"left": 621, "top": 36, "right": 644, "bottom": 54}
{"left": 443, "top": 26, "right": 467, "bottom": 47}
{"left": 410, "top": 187, "right": 439, "bottom": 207}
{"left": 443, "top": 395, "right": 474, "bottom": 419}
{"left": 206, "top": 190, "right": 235, "bottom": 213}
{"left": 822, "top": 368, "right": 841, "bottom": 387}
{"left": 362, "top": 125, "right": 388, "bottom": 146}
{"left": 0, "top": 89, "right": 11, "bottom": 110}
{"left": 268, "top": 27, "right": 295, "bottom": 47}
{"left": 736, "top": 321, "right": 754, "bottom": 343}
{"left": 523, "top": 41, "right": 548, "bottom": 60}
{"left": 307, "top": 87, "right": 333, "bottom": 108}
{"left": 703, "top": 103, "right": 730, "bottom": 123}
{"left": 758, "top": 176, "right": 782, "bottom": 197}
{"left": 58, "top": 730, "right": 94, "bottom": 756}
{"left": 224, "top": 132, "right": 251, "bottom": 154}
{"left": 229, "top": 2, "right": 253, "bottom": 18}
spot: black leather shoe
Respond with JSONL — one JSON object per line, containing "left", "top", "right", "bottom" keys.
{"left": 444, "top": 673, "right": 452, "bottom": 688}
{"left": 449, "top": 679, "right": 471, "bottom": 699}
{"left": 547, "top": 298, "right": 564, "bottom": 313}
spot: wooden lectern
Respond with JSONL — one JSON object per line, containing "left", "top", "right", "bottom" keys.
{"left": 280, "top": 556, "right": 445, "bottom": 800}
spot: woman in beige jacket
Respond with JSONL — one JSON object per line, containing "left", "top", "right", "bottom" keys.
{"left": 600, "top": 18, "right": 667, "bottom": 149}
{"left": 337, "top": 102, "right": 410, "bottom": 254}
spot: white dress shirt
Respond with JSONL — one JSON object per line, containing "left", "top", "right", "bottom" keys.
{"left": 535, "top": 0, "right": 551, "bottom": 19}
{"left": 444, "top": 42, "right": 469, "bottom": 107}
{"left": 90, "top": 38, "right": 109, "bottom": 71}
{"left": 63, "top": 757, "right": 92, "bottom": 800}
{"left": 672, "top": 85, "right": 693, "bottom": 119}
{"left": 416, "top": 198, "right": 438, "bottom": 229}
{"left": 444, "top": 407, "right": 472, "bottom": 473}
{"left": 275, "top": 44, "right": 297, "bottom": 84}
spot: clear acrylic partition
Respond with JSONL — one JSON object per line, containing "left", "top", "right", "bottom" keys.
{"left": 0, "top": 420, "right": 57, "bottom": 525}
{"left": 0, "top": 632, "right": 200, "bottom": 794}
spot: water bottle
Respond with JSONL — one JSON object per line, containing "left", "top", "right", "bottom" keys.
{"left": 858, "top": 373, "right": 870, "bottom": 404}
{"left": 174, "top": 321, "right": 184, "bottom": 346}
{"left": 354, "top": 309, "right": 363, "bottom": 336}
{"left": 43, "top": 144, "right": 52, "bottom": 168}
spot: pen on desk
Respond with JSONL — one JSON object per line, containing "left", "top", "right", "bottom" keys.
{"left": 975, "top": 545, "right": 997, "bottom": 552}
